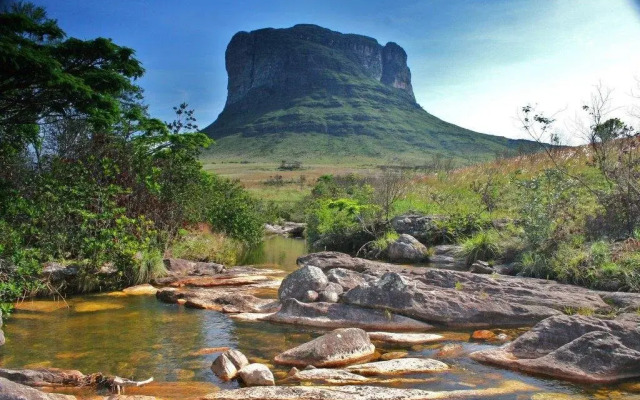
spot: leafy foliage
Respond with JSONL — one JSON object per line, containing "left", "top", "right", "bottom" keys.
{"left": 0, "top": 4, "right": 263, "bottom": 311}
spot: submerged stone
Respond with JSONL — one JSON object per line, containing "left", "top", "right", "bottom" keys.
{"left": 122, "top": 284, "right": 158, "bottom": 296}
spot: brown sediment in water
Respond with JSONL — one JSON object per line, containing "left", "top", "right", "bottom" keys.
{"left": 14, "top": 301, "right": 69, "bottom": 312}
{"left": 73, "top": 302, "right": 125, "bottom": 313}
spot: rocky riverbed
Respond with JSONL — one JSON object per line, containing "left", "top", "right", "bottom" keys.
{"left": 2, "top": 244, "right": 640, "bottom": 400}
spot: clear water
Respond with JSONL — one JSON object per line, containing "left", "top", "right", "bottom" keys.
{"left": 1, "top": 237, "right": 639, "bottom": 399}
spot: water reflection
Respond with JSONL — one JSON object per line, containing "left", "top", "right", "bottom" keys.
{"left": 240, "top": 235, "right": 307, "bottom": 273}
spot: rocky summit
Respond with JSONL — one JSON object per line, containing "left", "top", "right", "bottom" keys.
{"left": 203, "top": 24, "right": 537, "bottom": 163}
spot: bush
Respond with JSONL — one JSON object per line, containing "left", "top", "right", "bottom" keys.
{"left": 461, "top": 229, "right": 501, "bottom": 265}
{"left": 436, "top": 212, "right": 492, "bottom": 243}
{"left": 203, "top": 175, "right": 264, "bottom": 245}
{"left": 306, "top": 198, "right": 377, "bottom": 253}
{"left": 169, "top": 231, "right": 243, "bottom": 266}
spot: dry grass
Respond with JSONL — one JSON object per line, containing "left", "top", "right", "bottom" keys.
{"left": 203, "top": 161, "right": 378, "bottom": 201}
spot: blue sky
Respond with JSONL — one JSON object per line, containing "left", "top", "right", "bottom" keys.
{"left": 25, "top": 0, "right": 640, "bottom": 140}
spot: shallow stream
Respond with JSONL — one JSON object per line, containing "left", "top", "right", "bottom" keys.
{"left": 1, "top": 236, "right": 639, "bottom": 399}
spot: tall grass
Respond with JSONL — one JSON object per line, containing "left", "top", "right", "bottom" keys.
{"left": 169, "top": 232, "right": 244, "bottom": 266}
{"left": 461, "top": 230, "right": 501, "bottom": 265}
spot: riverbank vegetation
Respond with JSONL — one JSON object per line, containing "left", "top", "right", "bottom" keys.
{"left": 248, "top": 86, "right": 640, "bottom": 292}
{"left": 0, "top": 4, "right": 262, "bottom": 313}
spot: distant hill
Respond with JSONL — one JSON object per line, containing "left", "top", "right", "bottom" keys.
{"left": 203, "top": 24, "right": 538, "bottom": 164}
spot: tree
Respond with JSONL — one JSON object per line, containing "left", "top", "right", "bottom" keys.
{"left": 368, "top": 168, "right": 411, "bottom": 222}
{"left": 0, "top": 3, "right": 144, "bottom": 159}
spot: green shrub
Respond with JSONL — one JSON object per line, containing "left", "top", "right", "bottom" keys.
{"left": 170, "top": 232, "right": 243, "bottom": 266}
{"left": 435, "top": 212, "right": 491, "bottom": 244}
{"left": 203, "top": 175, "right": 264, "bottom": 245}
{"left": 461, "top": 229, "right": 501, "bottom": 265}
{"left": 306, "top": 198, "right": 377, "bottom": 252}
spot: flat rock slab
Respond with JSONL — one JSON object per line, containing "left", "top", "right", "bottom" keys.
{"left": 0, "top": 368, "right": 88, "bottom": 387}
{"left": 367, "top": 332, "right": 444, "bottom": 344}
{"left": 265, "top": 299, "right": 433, "bottom": 331}
{"left": 203, "top": 380, "right": 539, "bottom": 400}
{"left": 0, "top": 377, "right": 76, "bottom": 400}
{"left": 470, "top": 314, "right": 640, "bottom": 383}
{"left": 346, "top": 358, "right": 449, "bottom": 376}
{"left": 274, "top": 328, "right": 375, "bottom": 368}
{"left": 168, "top": 274, "right": 276, "bottom": 288}
{"left": 156, "top": 287, "right": 279, "bottom": 314}
{"left": 284, "top": 368, "right": 369, "bottom": 385}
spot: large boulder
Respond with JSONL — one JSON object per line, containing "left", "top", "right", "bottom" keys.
{"left": 265, "top": 298, "right": 433, "bottom": 331}
{"left": 470, "top": 314, "right": 640, "bottom": 383}
{"left": 0, "top": 377, "right": 76, "bottom": 400}
{"left": 342, "top": 271, "right": 561, "bottom": 328}
{"left": 390, "top": 214, "right": 445, "bottom": 244}
{"left": 385, "top": 234, "right": 429, "bottom": 263}
{"left": 325, "top": 268, "right": 374, "bottom": 291}
{"left": 274, "top": 328, "right": 375, "bottom": 367}
{"left": 278, "top": 265, "right": 328, "bottom": 302}
{"left": 237, "top": 364, "right": 275, "bottom": 387}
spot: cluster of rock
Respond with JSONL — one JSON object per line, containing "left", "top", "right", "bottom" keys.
{"left": 264, "top": 222, "right": 306, "bottom": 237}
{"left": 390, "top": 214, "right": 446, "bottom": 244}
{"left": 211, "top": 349, "right": 275, "bottom": 386}
{"left": 226, "top": 251, "right": 640, "bottom": 387}
{"left": 207, "top": 327, "right": 542, "bottom": 400}
{"left": 155, "top": 261, "right": 283, "bottom": 313}
{"left": 376, "top": 213, "right": 519, "bottom": 276}
{"left": 264, "top": 252, "right": 612, "bottom": 329}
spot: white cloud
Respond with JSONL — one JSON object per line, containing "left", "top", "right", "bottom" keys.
{"left": 411, "top": 0, "right": 640, "bottom": 141}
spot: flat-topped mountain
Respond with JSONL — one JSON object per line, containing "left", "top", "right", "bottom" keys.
{"left": 204, "top": 24, "right": 536, "bottom": 163}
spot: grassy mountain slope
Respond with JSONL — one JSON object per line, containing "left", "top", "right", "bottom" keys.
{"left": 203, "top": 25, "right": 537, "bottom": 165}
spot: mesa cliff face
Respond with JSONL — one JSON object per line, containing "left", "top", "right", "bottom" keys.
{"left": 224, "top": 24, "right": 414, "bottom": 107}
{"left": 204, "top": 24, "right": 537, "bottom": 163}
